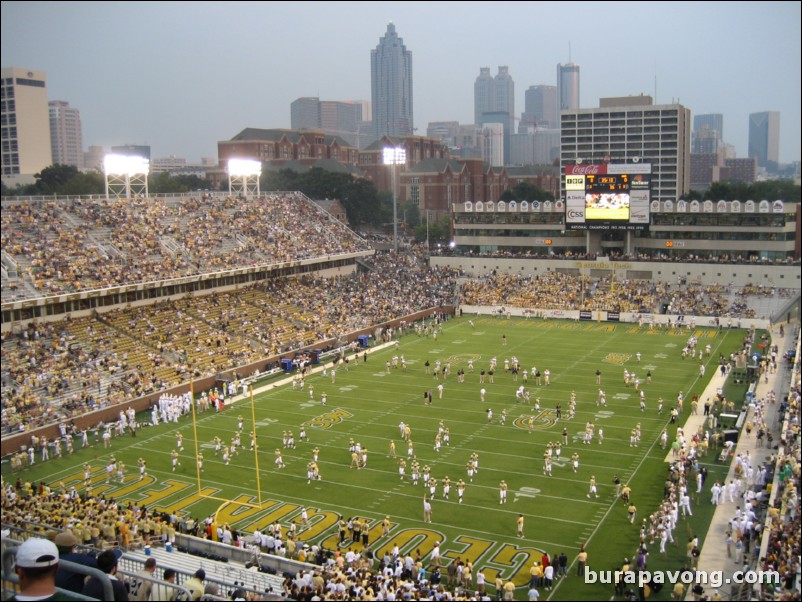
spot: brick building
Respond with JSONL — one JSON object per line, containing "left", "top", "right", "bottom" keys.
{"left": 400, "top": 158, "right": 559, "bottom": 220}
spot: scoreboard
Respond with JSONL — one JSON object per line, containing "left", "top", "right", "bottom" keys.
{"left": 564, "top": 163, "right": 651, "bottom": 231}
{"left": 587, "top": 174, "right": 629, "bottom": 192}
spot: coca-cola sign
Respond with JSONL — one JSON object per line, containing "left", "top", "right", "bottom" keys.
{"left": 565, "top": 164, "right": 606, "bottom": 175}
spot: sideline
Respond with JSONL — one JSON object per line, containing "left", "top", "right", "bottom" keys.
{"left": 685, "top": 324, "right": 795, "bottom": 600}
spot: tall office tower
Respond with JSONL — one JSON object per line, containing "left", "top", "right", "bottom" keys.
{"left": 320, "top": 101, "right": 360, "bottom": 142}
{"left": 510, "top": 129, "right": 560, "bottom": 165}
{"left": 1, "top": 67, "right": 53, "bottom": 182}
{"left": 521, "top": 85, "right": 557, "bottom": 131}
{"left": 474, "top": 67, "right": 493, "bottom": 126}
{"left": 692, "top": 126, "right": 721, "bottom": 155}
{"left": 349, "top": 99, "right": 371, "bottom": 123}
{"left": 426, "top": 121, "right": 460, "bottom": 147}
{"left": 371, "top": 22, "right": 414, "bottom": 141}
{"left": 479, "top": 123, "right": 504, "bottom": 167}
{"left": 475, "top": 66, "right": 515, "bottom": 163}
{"left": 492, "top": 66, "right": 515, "bottom": 127}
{"left": 748, "top": 111, "right": 780, "bottom": 171}
{"left": 557, "top": 62, "right": 580, "bottom": 123}
{"left": 560, "top": 96, "right": 691, "bottom": 203}
{"left": 49, "top": 100, "right": 83, "bottom": 169}
{"left": 111, "top": 144, "right": 150, "bottom": 159}
{"left": 692, "top": 113, "right": 723, "bottom": 155}
{"left": 291, "top": 97, "right": 322, "bottom": 130}
{"left": 291, "top": 98, "right": 368, "bottom": 147}
{"left": 84, "top": 145, "right": 106, "bottom": 172}
{"left": 693, "top": 113, "right": 723, "bottom": 141}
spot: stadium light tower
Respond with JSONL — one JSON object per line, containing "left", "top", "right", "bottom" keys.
{"left": 383, "top": 146, "right": 406, "bottom": 252}
{"left": 103, "top": 154, "right": 149, "bottom": 199}
{"left": 227, "top": 159, "right": 262, "bottom": 197}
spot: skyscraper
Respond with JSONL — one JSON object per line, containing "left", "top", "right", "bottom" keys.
{"left": 522, "top": 85, "right": 557, "bottom": 131}
{"left": 49, "top": 100, "right": 84, "bottom": 169}
{"left": 692, "top": 113, "right": 724, "bottom": 155}
{"left": 371, "top": 22, "right": 413, "bottom": 141}
{"left": 474, "top": 67, "right": 493, "bottom": 127}
{"left": 560, "top": 96, "right": 691, "bottom": 203}
{"left": 557, "top": 62, "right": 580, "bottom": 123}
{"left": 474, "top": 66, "right": 515, "bottom": 163}
{"left": 492, "top": 67, "right": 514, "bottom": 125}
{"left": 748, "top": 111, "right": 780, "bottom": 171}
{"left": 290, "top": 97, "right": 321, "bottom": 130}
{"left": 291, "top": 98, "right": 369, "bottom": 148}
{"left": 1, "top": 67, "right": 52, "bottom": 183}
{"left": 479, "top": 123, "right": 504, "bottom": 167}
{"left": 693, "top": 114, "right": 724, "bottom": 141}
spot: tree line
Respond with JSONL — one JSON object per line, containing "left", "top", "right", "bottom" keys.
{"left": 2, "top": 163, "right": 799, "bottom": 240}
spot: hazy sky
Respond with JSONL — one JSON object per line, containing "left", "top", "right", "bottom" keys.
{"left": 2, "top": 1, "right": 800, "bottom": 164}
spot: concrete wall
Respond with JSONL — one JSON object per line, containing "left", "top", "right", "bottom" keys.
{"left": 432, "top": 256, "right": 802, "bottom": 289}
{"left": 458, "top": 305, "right": 771, "bottom": 331}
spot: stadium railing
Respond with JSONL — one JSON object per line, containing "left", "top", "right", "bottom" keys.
{"left": 1, "top": 539, "right": 114, "bottom": 601}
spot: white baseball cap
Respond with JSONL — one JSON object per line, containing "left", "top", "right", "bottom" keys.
{"left": 16, "top": 538, "right": 59, "bottom": 568}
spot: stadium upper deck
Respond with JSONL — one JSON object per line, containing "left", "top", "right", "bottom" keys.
{"left": 1, "top": 192, "right": 372, "bottom": 303}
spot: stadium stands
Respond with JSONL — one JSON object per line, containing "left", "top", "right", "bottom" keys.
{"left": 1, "top": 191, "right": 799, "bottom": 601}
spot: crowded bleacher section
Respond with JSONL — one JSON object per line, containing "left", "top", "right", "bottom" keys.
{"left": 1, "top": 194, "right": 370, "bottom": 300}
{"left": 2, "top": 192, "right": 800, "bottom": 601}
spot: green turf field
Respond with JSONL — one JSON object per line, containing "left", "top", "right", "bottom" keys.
{"left": 4, "top": 315, "right": 749, "bottom": 600}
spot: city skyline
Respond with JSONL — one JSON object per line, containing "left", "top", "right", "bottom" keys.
{"left": 1, "top": 1, "right": 799, "bottom": 165}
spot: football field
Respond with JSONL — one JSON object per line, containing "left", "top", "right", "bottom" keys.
{"left": 4, "top": 315, "right": 746, "bottom": 600}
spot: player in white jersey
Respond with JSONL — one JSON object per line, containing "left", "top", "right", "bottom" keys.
{"left": 457, "top": 479, "right": 466, "bottom": 503}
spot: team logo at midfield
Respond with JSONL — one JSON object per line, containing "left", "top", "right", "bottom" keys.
{"left": 603, "top": 353, "right": 631, "bottom": 365}
{"left": 447, "top": 353, "right": 482, "bottom": 365}
{"left": 301, "top": 408, "right": 353, "bottom": 430}
{"left": 512, "top": 409, "right": 558, "bottom": 430}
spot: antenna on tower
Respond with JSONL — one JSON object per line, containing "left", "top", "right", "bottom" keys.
{"left": 568, "top": 42, "right": 572, "bottom": 63}
{"left": 654, "top": 60, "right": 657, "bottom": 103}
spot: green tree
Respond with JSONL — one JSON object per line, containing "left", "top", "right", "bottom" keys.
{"left": 147, "top": 172, "right": 173, "bottom": 194}
{"left": 34, "top": 164, "right": 80, "bottom": 194}
{"left": 263, "top": 168, "right": 301, "bottom": 192}
{"left": 147, "top": 172, "right": 210, "bottom": 194}
{"left": 510, "top": 181, "right": 554, "bottom": 201}
{"left": 414, "top": 216, "right": 450, "bottom": 247}
{"left": 750, "top": 180, "right": 800, "bottom": 202}
{"left": 59, "top": 171, "right": 105, "bottom": 196}
{"left": 1, "top": 180, "right": 38, "bottom": 197}
{"left": 400, "top": 201, "right": 421, "bottom": 228}
{"left": 343, "top": 178, "right": 389, "bottom": 226}
{"left": 700, "top": 180, "right": 801, "bottom": 203}
{"left": 264, "top": 167, "right": 389, "bottom": 227}
{"left": 172, "top": 174, "right": 210, "bottom": 192}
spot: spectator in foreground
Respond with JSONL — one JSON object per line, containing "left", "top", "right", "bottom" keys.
{"left": 148, "top": 567, "right": 178, "bottom": 601}
{"left": 54, "top": 530, "right": 97, "bottom": 594}
{"left": 11, "top": 537, "right": 65, "bottom": 602}
{"left": 82, "top": 549, "right": 128, "bottom": 601}
{"left": 184, "top": 568, "right": 206, "bottom": 601}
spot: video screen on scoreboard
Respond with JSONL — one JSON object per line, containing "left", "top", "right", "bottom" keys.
{"left": 585, "top": 192, "right": 630, "bottom": 221}
{"left": 564, "top": 163, "right": 651, "bottom": 231}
